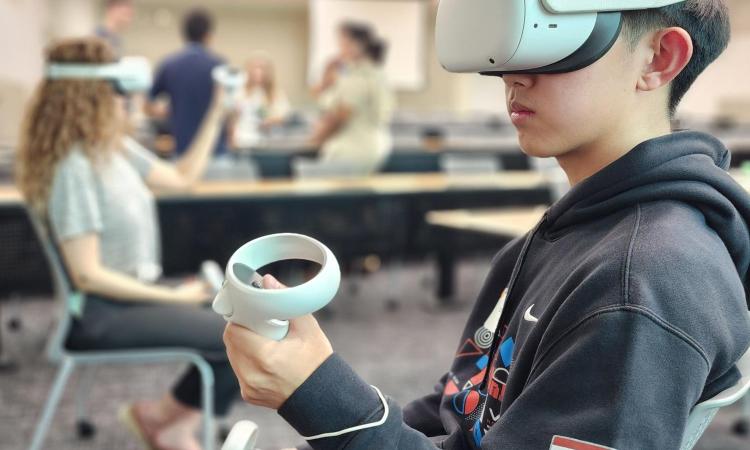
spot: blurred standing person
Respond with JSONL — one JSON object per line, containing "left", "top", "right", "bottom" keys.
{"left": 309, "top": 22, "right": 395, "bottom": 175}
{"left": 95, "top": 0, "right": 134, "bottom": 58}
{"left": 229, "top": 55, "right": 291, "bottom": 150}
{"left": 146, "top": 8, "right": 228, "bottom": 156}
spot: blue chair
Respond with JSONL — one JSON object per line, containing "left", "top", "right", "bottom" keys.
{"left": 26, "top": 211, "right": 217, "bottom": 450}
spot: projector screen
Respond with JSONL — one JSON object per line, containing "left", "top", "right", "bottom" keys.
{"left": 308, "top": 0, "right": 427, "bottom": 91}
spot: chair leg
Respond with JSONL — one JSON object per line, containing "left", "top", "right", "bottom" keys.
{"left": 29, "top": 357, "right": 75, "bottom": 450}
{"left": 734, "top": 395, "right": 750, "bottom": 436}
{"left": 385, "top": 259, "right": 404, "bottom": 312}
{"left": 74, "top": 366, "right": 97, "bottom": 439}
{"left": 195, "top": 359, "right": 216, "bottom": 450}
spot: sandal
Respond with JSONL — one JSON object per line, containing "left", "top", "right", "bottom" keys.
{"left": 119, "top": 404, "right": 159, "bottom": 450}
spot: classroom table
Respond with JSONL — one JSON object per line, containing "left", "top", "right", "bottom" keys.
{"left": 426, "top": 206, "right": 547, "bottom": 239}
{"left": 426, "top": 206, "right": 547, "bottom": 302}
{"left": 0, "top": 172, "right": 552, "bottom": 297}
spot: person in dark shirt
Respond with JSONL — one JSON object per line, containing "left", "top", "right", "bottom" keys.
{"left": 147, "top": 8, "right": 228, "bottom": 156}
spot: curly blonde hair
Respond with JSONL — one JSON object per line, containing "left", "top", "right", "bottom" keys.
{"left": 16, "top": 37, "right": 121, "bottom": 216}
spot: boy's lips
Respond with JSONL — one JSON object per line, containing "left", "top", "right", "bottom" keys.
{"left": 509, "top": 101, "right": 535, "bottom": 125}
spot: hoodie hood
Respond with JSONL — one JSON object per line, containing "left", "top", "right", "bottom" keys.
{"left": 547, "top": 131, "right": 750, "bottom": 305}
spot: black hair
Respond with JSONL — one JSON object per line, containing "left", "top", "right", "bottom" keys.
{"left": 367, "top": 37, "right": 388, "bottom": 65}
{"left": 341, "top": 22, "right": 372, "bottom": 48}
{"left": 621, "top": 0, "right": 730, "bottom": 115}
{"left": 340, "top": 21, "right": 388, "bottom": 65}
{"left": 182, "top": 8, "right": 214, "bottom": 43}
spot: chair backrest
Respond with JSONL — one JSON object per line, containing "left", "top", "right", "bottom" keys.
{"left": 292, "top": 158, "right": 371, "bottom": 178}
{"left": 439, "top": 154, "right": 501, "bottom": 174}
{"left": 680, "top": 344, "right": 750, "bottom": 450}
{"left": 25, "top": 209, "right": 75, "bottom": 362}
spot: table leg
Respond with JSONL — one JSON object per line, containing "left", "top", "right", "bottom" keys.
{"left": 0, "top": 304, "right": 18, "bottom": 373}
{"left": 437, "top": 251, "right": 456, "bottom": 305}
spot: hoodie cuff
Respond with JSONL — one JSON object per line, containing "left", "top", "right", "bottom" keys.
{"left": 278, "top": 353, "right": 383, "bottom": 439}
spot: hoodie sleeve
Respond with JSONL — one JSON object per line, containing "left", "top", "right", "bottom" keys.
{"left": 279, "top": 354, "right": 444, "bottom": 450}
{"left": 480, "top": 306, "right": 711, "bottom": 450}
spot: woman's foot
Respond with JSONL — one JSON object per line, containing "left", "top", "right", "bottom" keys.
{"left": 129, "top": 397, "right": 202, "bottom": 450}
{"left": 151, "top": 417, "right": 202, "bottom": 450}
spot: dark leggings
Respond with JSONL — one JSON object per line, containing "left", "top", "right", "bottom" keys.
{"left": 65, "top": 295, "right": 240, "bottom": 415}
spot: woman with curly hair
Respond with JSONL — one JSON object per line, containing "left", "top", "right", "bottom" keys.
{"left": 16, "top": 37, "right": 237, "bottom": 450}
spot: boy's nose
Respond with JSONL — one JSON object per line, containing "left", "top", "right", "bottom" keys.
{"left": 503, "top": 74, "right": 534, "bottom": 88}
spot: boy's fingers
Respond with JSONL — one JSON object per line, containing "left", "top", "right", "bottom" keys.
{"left": 224, "top": 322, "right": 272, "bottom": 348}
{"left": 288, "top": 314, "right": 321, "bottom": 337}
{"left": 262, "top": 274, "right": 286, "bottom": 289}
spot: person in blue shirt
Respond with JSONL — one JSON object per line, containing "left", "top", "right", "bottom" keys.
{"left": 147, "top": 8, "right": 228, "bottom": 156}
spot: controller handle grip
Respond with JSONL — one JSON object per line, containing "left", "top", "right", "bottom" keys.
{"left": 212, "top": 290, "right": 290, "bottom": 341}
{"left": 243, "top": 316, "right": 290, "bottom": 341}
{"left": 221, "top": 420, "right": 259, "bottom": 450}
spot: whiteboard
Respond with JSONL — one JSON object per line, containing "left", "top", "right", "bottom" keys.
{"left": 308, "top": 0, "right": 427, "bottom": 91}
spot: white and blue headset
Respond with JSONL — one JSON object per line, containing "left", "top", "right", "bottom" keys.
{"left": 45, "top": 56, "right": 152, "bottom": 94}
{"left": 436, "top": 0, "right": 687, "bottom": 75}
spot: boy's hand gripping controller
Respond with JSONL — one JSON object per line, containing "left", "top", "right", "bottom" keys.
{"left": 212, "top": 233, "right": 341, "bottom": 449}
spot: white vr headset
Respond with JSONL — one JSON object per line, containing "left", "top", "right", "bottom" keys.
{"left": 436, "top": 0, "right": 686, "bottom": 75}
{"left": 45, "top": 56, "right": 152, "bottom": 94}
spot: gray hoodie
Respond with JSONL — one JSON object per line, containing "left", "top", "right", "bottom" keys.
{"left": 279, "top": 131, "right": 750, "bottom": 449}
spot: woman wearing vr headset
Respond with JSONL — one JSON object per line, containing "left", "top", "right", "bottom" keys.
{"left": 309, "top": 22, "right": 395, "bottom": 175}
{"left": 17, "top": 38, "right": 239, "bottom": 450}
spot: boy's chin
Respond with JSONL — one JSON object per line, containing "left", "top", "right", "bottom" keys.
{"left": 516, "top": 134, "right": 566, "bottom": 159}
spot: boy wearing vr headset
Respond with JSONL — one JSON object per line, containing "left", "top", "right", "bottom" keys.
{"left": 224, "top": 1, "right": 750, "bottom": 449}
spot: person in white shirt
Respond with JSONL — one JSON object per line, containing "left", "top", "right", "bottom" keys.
{"left": 230, "top": 54, "right": 291, "bottom": 149}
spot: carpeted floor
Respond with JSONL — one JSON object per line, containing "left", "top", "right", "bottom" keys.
{"left": 1, "top": 258, "right": 748, "bottom": 450}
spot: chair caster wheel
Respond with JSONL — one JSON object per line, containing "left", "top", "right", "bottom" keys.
{"left": 732, "top": 419, "right": 749, "bottom": 436}
{"left": 385, "top": 299, "right": 400, "bottom": 312}
{"left": 7, "top": 317, "right": 22, "bottom": 331}
{"left": 76, "top": 420, "right": 96, "bottom": 439}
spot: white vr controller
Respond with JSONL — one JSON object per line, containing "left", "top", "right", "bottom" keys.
{"left": 212, "top": 233, "right": 340, "bottom": 340}
{"left": 212, "top": 233, "right": 341, "bottom": 449}
{"left": 212, "top": 65, "right": 248, "bottom": 108}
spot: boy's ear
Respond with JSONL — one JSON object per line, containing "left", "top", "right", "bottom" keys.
{"left": 637, "top": 27, "right": 694, "bottom": 92}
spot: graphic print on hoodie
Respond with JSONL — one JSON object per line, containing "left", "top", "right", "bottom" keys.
{"left": 279, "top": 131, "right": 750, "bottom": 450}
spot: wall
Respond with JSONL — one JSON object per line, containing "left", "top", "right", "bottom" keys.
{"left": 1, "top": 0, "right": 749, "bottom": 140}
{"left": 678, "top": 33, "right": 750, "bottom": 121}
{"left": 0, "top": 0, "right": 48, "bottom": 147}
{"left": 122, "top": 1, "right": 471, "bottom": 112}
{"left": 123, "top": 3, "right": 311, "bottom": 107}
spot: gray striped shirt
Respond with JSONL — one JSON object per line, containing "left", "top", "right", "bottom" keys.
{"left": 48, "top": 137, "right": 162, "bottom": 282}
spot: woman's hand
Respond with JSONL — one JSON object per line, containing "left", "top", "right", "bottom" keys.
{"left": 223, "top": 275, "right": 334, "bottom": 410}
{"left": 173, "top": 279, "right": 212, "bottom": 304}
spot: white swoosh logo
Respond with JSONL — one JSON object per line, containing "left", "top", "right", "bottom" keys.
{"left": 524, "top": 305, "right": 539, "bottom": 323}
